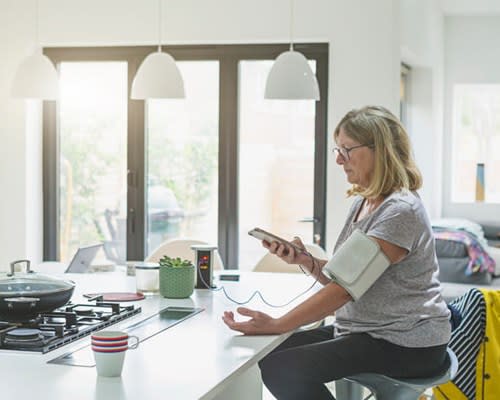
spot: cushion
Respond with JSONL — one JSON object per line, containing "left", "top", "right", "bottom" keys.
{"left": 479, "top": 222, "right": 500, "bottom": 247}
{"left": 435, "top": 239, "right": 467, "bottom": 258}
{"left": 438, "top": 257, "right": 492, "bottom": 285}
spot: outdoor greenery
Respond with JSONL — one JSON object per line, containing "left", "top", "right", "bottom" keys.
{"left": 148, "top": 136, "right": 218, "bottom": 216}
{"left": 60, "top": 116, "right": 124, "bottom": 259}
{"left": 58, "top": 62, "right": 128, "bottom": 261}
{"left": 147, "top": 120, "right": 218, "bottom": 240}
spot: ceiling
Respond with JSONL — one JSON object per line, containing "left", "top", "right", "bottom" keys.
{"left": 440, "top": 0, "right": 500, "bottom": 16}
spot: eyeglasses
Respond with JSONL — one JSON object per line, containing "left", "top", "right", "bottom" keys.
{"left": 333, "top": 144, "right": 373, "bottom": 161}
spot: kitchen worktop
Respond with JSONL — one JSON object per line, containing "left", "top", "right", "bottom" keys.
{"left": 1, "top": 270, "right": 316, "bottom": 400}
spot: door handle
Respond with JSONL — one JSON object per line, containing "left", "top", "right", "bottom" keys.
{"left": 298, "top": 218, "right": 321, "bottom": 245}
{"left": 127, "top": 169, "right": 137, "bottom": 187}
{"left": 298, "top": 217, "right": 319, "bottom": 223}
{"left": 129, "top": 208, "right": 136, "bottom": 234}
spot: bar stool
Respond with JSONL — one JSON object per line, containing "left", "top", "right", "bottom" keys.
{"left": 341, "top": 348, "right": 458, "bottom": 400}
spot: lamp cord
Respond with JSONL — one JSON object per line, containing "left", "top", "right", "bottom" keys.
{"left": 35, "top": 0, "right": 39, "bottom": 47}
{"left": 289, "top": 0, "right": 294, "bottom": 51}
{"left": 196, "top": 252, "right": 321, "bottom": 308}
{"left": 158, "top": 0, "right": 162, "bottom": 52}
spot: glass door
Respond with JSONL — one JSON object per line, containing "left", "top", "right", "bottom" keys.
{"left": 145, "top": 61, "right": 220, "bottom": 256}
{"left": 45, "top": 44, "right": 327, "bottom": 267}
{"left": 58, "top": 62, "right": 128, "bottom": 263}
{"left": 238, "top": 60, "right": 318, "bottom": 270}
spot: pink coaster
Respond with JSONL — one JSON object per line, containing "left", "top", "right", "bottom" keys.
{"left": 84, "top": 292, "right": 145, "bottom": 302}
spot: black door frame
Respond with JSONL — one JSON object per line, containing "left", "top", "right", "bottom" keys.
{"left": 43, "top": 43, "right": 328, "bottom": 268}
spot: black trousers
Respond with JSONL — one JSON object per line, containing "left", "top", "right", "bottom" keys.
{"left": 258, "top": 326, "right": 448, "bottom": 400}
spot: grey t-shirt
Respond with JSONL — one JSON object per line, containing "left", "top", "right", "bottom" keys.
{"left": 332, "top": 190, "right": 451, "bottom": 347}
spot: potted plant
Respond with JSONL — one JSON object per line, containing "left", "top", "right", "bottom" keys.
{"left": 159, "top": 256, "right": 195, "bottom": 298}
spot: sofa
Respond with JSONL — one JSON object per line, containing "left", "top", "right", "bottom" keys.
{"left": 434, "top": 219, "right": 500, "bottom": 301}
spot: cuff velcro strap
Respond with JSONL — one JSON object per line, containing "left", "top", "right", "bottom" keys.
{"left": 323, "top": 229, "right": 390, "bottom": 301}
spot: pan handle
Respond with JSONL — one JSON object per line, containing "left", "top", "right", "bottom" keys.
{"left": 4, "top": 297, "right": 40, "bottom": 309}
{"left": 8, "top": 260, "right": 32, "bottom": 277}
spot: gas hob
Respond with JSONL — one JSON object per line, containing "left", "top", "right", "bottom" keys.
{"left": 0, "top": 300, "right": 141, "bottom": 353}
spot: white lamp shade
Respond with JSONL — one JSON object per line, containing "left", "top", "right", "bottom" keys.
{"left": 265, "top": 50, "right": 320, "bottom": 100}
{"left": 131, "top": 51, "right": 185, "bottom": 99}
{"left": 11, "top": 53, "right": 59, "bottom": 100}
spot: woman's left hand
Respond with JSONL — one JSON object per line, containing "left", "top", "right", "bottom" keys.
{"left": 222, "top": 307, "right": 284, "bottom": 335}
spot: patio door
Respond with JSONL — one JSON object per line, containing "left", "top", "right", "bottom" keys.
{"left": 238, "top": 60, "right": 319, "bottom": 270}
{"left": 51, "top": 61, "right": 128, "bottom": 263}
{"left": 44, "top": 44, "right": 327, "bottom": 268}
{"left": 145, "top": 61, "right": 220, "bottom": 255}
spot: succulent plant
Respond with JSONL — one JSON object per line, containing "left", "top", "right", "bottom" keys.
{"left": 159, "top": 255, "right": 193, "bottom": 268}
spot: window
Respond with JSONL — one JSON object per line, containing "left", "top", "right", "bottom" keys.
{"left": 44, "top": 44, "right": 328, "bottom": 268}
{"left": 238, "top": 60, "right": 317, "bottom": 269}
{"left": 452, "top": 84, "right": 500, "bottom": 203}
{"left": 58, "top": 62, "right": 127, "bottom": 262}
{"left": 146, "top": 61, "right": 219, "bottom": 255}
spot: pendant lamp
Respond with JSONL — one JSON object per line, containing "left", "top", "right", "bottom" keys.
{"left": 11, "top": 0, "right": 59, "bottom": 99}
{"left": 264, "top": 0, "right": 319, "bottom": 100}
{"left": 131, "top": 0, "right": 185, "bottom": 99}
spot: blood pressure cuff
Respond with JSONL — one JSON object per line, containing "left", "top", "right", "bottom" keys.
{"left": 323, "top": 229, "right": 391, "bottom": 301}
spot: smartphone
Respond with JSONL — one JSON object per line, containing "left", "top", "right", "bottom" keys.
{"left": 248, "top": 227, "right": 304, "bottom": 254}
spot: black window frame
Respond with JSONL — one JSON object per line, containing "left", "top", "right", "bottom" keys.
{"left": 43, "top": 43, "right": 329, "bottom": 268}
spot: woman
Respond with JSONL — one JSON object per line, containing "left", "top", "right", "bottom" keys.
{"left": 222, "top": 106, "right": 451, "bottom": 400}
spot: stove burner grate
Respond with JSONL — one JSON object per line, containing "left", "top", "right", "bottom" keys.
{"left": 0, "top": 301, "right": 141, "bottom": 353}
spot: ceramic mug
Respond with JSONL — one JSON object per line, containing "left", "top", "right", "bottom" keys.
{"left": 91, "top": 331, "right": 139, "bottom": 377}
{"left": 93, "top": 347, "right": 128, "bottom": 377}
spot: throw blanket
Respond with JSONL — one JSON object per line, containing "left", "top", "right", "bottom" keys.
{"left": 432, "top": 218, "right": 489, "bottom": 250}
{"left": 434, "top": 229, "right": 496, "bottom": 275}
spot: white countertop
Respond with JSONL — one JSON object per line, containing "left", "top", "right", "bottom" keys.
{"left": 1, "top": 270, "right": 319, "bottom": 400}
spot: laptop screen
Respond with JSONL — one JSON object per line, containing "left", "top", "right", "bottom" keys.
{"left": 65, "top": 244, "right": 102, "bottom": 273}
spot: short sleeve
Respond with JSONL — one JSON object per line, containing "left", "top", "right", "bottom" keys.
{"left": 366, "top": 200, "right": 417, "bottom": 252}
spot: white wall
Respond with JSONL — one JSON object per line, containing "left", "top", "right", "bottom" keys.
{"left": 399, "top": 0, "right": 444, "bottom": 219}
{"left": 0, "top": 0, "right": 400, "bottom": 269}
{"left": 1, "top": 1, "right": 38, "bottom": 270}
{"left": 443, "top": 16, "right": 500, "bottom": 223}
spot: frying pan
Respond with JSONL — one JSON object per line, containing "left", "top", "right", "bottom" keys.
{"left": 0, "top": 260, "right": 75, "bottom": 320}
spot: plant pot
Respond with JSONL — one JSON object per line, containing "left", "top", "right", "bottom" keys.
{"left": 159, "top": 265, "right": 195, "bottom": 299}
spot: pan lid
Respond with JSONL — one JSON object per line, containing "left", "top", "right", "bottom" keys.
{"left": 0, "top": 260, "right": 75, "bottom": 296}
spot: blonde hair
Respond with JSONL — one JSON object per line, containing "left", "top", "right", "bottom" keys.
{"left": 334, "top": 106, "right": 422, "bottom": 198}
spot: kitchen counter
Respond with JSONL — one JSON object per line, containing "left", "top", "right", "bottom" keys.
{"left": 1, "top": 270, "right": 318, "bottom": 400}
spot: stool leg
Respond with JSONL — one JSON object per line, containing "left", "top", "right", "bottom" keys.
{"left": 335, "top": 380, "right": 364, "bottom": 400}
{"left": 374, "top": 385, "right": 422, "bottom": 400}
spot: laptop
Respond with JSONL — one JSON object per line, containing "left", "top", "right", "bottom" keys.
{"left": 65, "top": 244, "right": 102, "bottom": 273}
